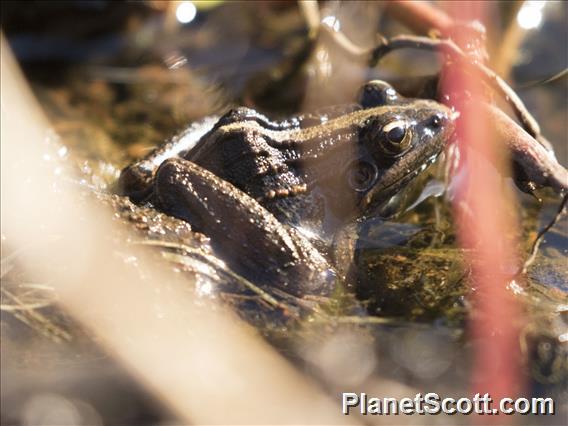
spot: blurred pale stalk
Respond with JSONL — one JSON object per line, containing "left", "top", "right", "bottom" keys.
{"left": 492, "top": 1, "right": 526, "bottom": 80}
{"left": 441, "top": 2, "right": 525, "bottom": 421}
{"left": 0, "top": 34, "right": 354, "bottom": 425}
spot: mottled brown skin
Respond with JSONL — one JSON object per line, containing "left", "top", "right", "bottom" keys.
{"left": 119, "top": 81, "right": 455, "bottom": 296}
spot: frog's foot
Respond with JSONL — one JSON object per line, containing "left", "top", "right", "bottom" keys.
{"left": 118, "top": 160, "right": 155, "bottom": 202}
{"left": 154, "top": 158, "right": 335, "bottom": 297}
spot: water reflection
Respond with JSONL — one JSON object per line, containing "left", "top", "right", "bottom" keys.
{"left": 517, "top": 1, "right": 547, "bottom": 30}
{"left": 175, "top": 2, "right": 197, "bottom": 25}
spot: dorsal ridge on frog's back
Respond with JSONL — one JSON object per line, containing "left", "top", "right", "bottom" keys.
{"left": 214, "top": 102, "right": 437, "bottom": 145}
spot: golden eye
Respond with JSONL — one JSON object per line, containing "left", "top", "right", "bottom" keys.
{"left": 381, "top": 120, "right": 412, "bottom": 155}
{"left": 386, "top": 125, "right": 405, "bottom": 143}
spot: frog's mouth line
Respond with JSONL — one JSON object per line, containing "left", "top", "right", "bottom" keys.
{"left": 361, "top": 152, "right": 441, "bottom": 210}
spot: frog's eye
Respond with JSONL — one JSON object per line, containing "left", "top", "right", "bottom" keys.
{"left": 346, "top": 160, "right": 378, "bottom": 192}
{"left": 358, "top": 80, "right": 399, "bottom": 108}
{"left": 381, "top": 120, "right": 412, "bottom": 156}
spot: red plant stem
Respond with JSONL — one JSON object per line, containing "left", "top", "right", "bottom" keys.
{"left": 440, "top": 2, "right": 525, "bottom": 422}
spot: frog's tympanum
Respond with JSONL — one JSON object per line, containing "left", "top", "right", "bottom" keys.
{"left": 119, "top": 81, "right": 455, "bottom": 297}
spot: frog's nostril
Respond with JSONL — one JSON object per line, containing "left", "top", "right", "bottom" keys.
{"left": 429, "top": 112, "right": 446, "bottom": 129}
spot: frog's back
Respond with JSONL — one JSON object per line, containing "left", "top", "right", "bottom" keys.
{"left": 185, "top": 121, "right": 325, "bottom": 228}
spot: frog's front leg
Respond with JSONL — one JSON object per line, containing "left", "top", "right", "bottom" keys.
{"left": 154, "top": 158, "right": 335, "bottom": 297}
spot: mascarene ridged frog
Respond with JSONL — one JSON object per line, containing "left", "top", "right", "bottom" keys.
{"left": 119, "top": 81, "right": 455, "bottom": 297}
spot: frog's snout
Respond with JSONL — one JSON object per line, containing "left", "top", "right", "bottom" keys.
{"left": 427, "top": 112, "right": 447, "bottom": 130}
{"left": 433, "top": 108, "right": 455, "bottom": 126}
{"left": 425, "top": 107, "right": 456, "bottom": 141}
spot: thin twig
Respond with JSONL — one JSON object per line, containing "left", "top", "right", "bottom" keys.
{"left": 369, "top": 35, "right": 544, "bottom": 143}
{"left": 521, "top": 194, "right": 568, "bottom": 274}
{"left": 321, "top": 27, "right": 547, "bottom": 149}
{"left": 517, "top": 68, "right": 568, "bottom": 89}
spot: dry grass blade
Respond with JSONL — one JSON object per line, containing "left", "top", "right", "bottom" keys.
{"left": 0, "top": 283, "right": 58, "bottom": 312}
{"left": 135, "top": 239, "right": 302, "bottom": 315}
{"left": 1, "top": 286, "right": 72, "bottom": 342}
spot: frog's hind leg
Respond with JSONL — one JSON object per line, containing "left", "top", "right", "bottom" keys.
{"left": 154, "top": 158, "right": 334, "bottom": 297}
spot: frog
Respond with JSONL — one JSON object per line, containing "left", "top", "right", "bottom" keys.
{"left": 118, "top": 81, "right": 455, "bottom": 297}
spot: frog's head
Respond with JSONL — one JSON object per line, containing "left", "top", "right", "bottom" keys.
{"left": 346, "top": 81, "right": 456, "bottom": 214}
